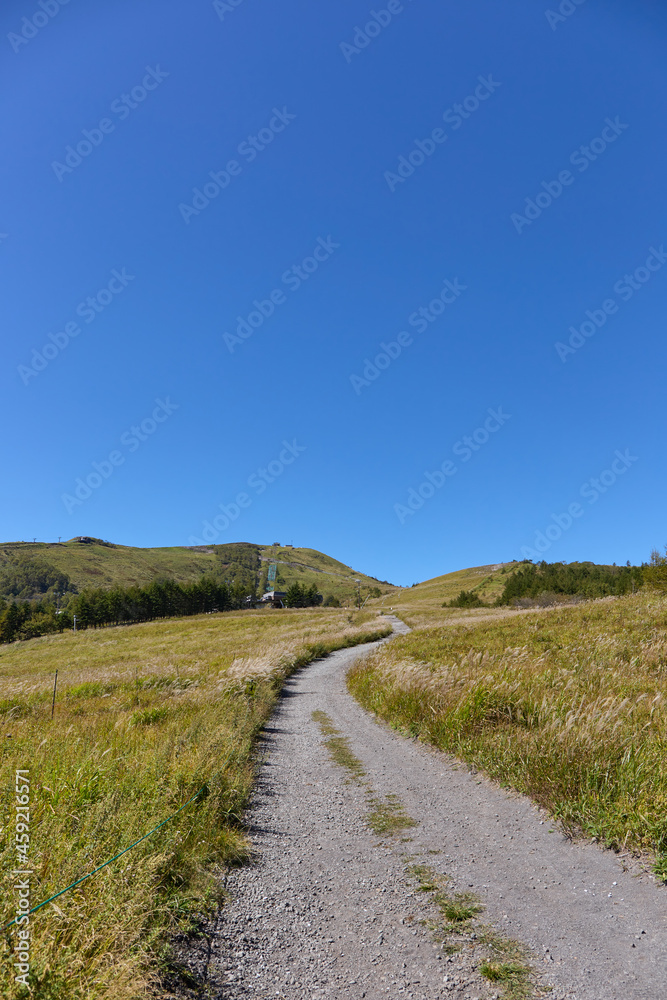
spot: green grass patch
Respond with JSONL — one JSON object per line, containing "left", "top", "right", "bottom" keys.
{"left": 408, "top": 864, "right": 481, "bottom": 929}
{"left": 479, "top": 959, "right": 532, "bottom": 998}
{"left": 653, "top": 854, "right": 667, "bottom": 882}
{"left": 312, "top": 711, "right": 416, "bottom": 835}
{"left": 366, "top": 793, "right": 417, "bottom": 836}
{"left": 129, "top": 705, "right": 170, "bottom": 726}
{"left": 407, "top": 864, "right": 534, "bottom": 996}
{"left": 477, "top": 931, "right": 534, "bottom": 999}
{"left": 311, "top": 711, "right": 367, "bottom": 782}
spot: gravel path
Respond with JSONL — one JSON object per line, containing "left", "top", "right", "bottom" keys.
{"left": 181, "top": 618, "right": 667, "bottom": 999}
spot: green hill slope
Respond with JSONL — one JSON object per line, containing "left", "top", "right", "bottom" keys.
{"left": 373, "top": 558, "right": 645, "bottom": 629}
{"left": 0, "top": 538, "right": 391, "bottom": 605}
{"left": 372, "top": 562, "right": 517, "bottom": 628}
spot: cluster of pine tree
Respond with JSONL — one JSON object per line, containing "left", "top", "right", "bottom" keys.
{"left": 445, "top": 589, "right": 485, "bottom": 608}
{"left": 644, "top": 548, "right": 667, "bottom": 591}
{"left": 0, "top": 577, "right": 252, "bottom": 644}
{"left": 496, "top": 560, "right": 643, "bottom": 605}
{"left": 0, "top": 599, "right": 71, "bottom": 643}
{"left": 283, "top": 582, "right": 323, "bottom": 608}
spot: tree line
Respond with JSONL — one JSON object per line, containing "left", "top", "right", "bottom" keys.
{"left": 496, "top": 560, "right": 644, "bottom": 604}
{"left": 0, "top": 576, "right": 334, "bottom": 644}
{"left": 445, "top": 560, "right": 647, "bottom": 610}
{"left": 283, "top": 582, "right": 323, "bottom": 607}
{"left": 0, "top": 577, "right": 252, "bottom": 644}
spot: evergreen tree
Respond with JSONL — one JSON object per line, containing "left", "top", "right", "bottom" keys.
{"left": 0, "top": 603, "right": 23, "bottom": 643}
{"left": 446, "top": 590, "right": 485, "bottom": 608}
{"left": 285, "top": 583, "right": 305, "bottom": 607}
{"left": 644, "top": 548, "right": 667, "bottom": 591}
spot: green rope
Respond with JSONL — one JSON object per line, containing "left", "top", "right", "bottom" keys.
{"left": 4, "top": 786, "right": 205, "bottom": 930}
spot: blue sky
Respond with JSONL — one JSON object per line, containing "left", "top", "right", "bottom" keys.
{"left": 2, "top": 0, "right": 666, "bottom": 586}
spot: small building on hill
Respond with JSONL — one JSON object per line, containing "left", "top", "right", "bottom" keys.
{"left": 260, "top": 591, "right": 286, "bottom": 608}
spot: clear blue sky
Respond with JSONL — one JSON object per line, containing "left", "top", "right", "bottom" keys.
{"left": 2, "top": 0, "right": 666, "bottom": 586}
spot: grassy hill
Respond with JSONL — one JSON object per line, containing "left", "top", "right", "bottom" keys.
{"left": 0, "top": 538, "right": 391, "bottom": 605}
{"left": 371, "top": 561, "right": 516, "bottom": 628}
{"left": 376, "top": 559, "right": 645, "bottom": 629}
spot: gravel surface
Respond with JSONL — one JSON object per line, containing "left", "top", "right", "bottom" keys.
{"left": 174, "top": 617, "right": 667, "bottom": 999}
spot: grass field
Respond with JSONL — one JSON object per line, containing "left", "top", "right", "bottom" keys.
{"left": 0, "top": 539, "right": 389, "bottom": 604}
{"left": 0, "top": 607, "right": 390, "bottom": 999}
{"left": 348, "top": 591, "right": 667, "bottom": 873}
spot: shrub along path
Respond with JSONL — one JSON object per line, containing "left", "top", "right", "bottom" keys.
{"left": 178, "top": 616, "right": 666, "bottom": 1000}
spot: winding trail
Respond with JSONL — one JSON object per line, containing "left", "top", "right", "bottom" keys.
{"left": 192, "top": 618, "right": 667, "bottom": 999}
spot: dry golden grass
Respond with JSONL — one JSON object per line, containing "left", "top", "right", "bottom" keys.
{"left": 0, "top": 608, "right": 389, "bottom": 999}
{"left": 348, "top": 592, "right": 667, "bottom": 869}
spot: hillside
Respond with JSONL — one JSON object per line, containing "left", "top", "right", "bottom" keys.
{"left": 0, "top": 538, "right": 391, "bottom": 605}
{"left": 372, "top": 561, "right": 515, "bottom": 628}
{"left": 376, "top": 559, "right": 646, "bottom": 629}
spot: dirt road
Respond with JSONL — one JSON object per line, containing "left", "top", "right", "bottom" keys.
{"left": 186, "top": 618, "right": 667, "bottom": 999}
